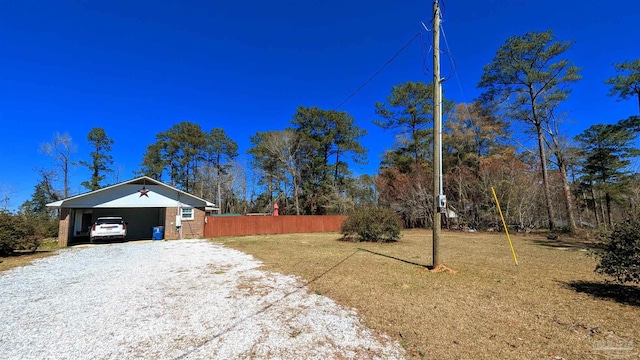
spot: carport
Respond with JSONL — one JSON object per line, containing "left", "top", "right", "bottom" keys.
{"left": 67, "top": 207, "right": 166, "bottom": 243}
{"left": 47, "top": 176, "right": 218, "bottom": 246}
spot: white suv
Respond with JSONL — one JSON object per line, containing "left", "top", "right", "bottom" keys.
{"left": 90, "top": 217, "right": 127, "bottom": 243}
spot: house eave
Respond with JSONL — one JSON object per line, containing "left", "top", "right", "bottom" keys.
{"left": 45, "top": 176, "right": 217, "bottom": 209}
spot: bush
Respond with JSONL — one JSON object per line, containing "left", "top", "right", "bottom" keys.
{"left": 341, "top": 206, "right": 401, "bottom": 242}
{"left": 0, "top": 211, "right": 53, "bottom": 256}
{"left": 595, "top": 218, "right": 640, "bottom": 284}
{"left": 0, "top": 212, "right": 16, "bottom": 256}
{"left": 38, "top": 214, "right": 59, "bottom": 239}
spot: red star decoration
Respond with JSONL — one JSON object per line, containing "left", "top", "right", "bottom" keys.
{"left": 139, "top": 186, "right": 150, "bottom": 197}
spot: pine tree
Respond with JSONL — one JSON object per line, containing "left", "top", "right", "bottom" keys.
{"left": 80, "top": 128, "right": 114, "bottom": 191}
{"left": 478, "top": 30, "right": 581, "bottom": 231}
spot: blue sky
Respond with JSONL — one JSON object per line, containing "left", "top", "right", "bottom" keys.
{"left": 1, "top": 0, "right": 638, "bottom": 210}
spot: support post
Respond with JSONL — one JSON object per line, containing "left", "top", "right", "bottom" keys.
{"left": 432, "top": 0, "right": 442, "bottom": 268}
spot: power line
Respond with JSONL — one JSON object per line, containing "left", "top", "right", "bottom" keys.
{"left": 334, "top": 32, "right": 422, "bottom": 110}
{"left": 439, "top": 24, "right": 457, "bottom": 84}
{"left": 440, "top": 23, "right": 475, "bottom": 121}
{"left": 420, "top": 31, "right": 432, "bottom": 77}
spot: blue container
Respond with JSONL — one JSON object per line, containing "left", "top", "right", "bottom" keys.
{"left": 152, "top": 226, "right": 164, "bottom": 240}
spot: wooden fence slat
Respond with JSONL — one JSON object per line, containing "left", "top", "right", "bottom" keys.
{"left": 203, "top": 215, "right": 346, "bottom": 238}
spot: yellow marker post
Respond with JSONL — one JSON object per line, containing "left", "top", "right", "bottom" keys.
{"left": 491, "top": 187, "right": 519, "bottom": 267}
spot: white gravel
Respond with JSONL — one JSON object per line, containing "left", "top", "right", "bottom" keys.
{"left": 0, "top": 240, "right": 405, "bottom": 359}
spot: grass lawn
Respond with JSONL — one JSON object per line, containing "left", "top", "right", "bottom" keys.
{"left": 0, "top": 240, "right": 59, "bottom": 273}
{"left": 217, "top": 230, "right": 640, "bottom": 360}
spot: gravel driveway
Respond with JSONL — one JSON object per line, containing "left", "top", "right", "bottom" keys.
{"left": 0, "top": 240, "right": 404, "bottom": 359}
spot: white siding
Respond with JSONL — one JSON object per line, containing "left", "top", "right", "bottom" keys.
{"left": 60, "top": 185, "right": 204, "bottom": 208}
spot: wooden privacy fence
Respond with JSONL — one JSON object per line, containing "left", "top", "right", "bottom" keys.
{"left": 204, "top": 215, "right": 346, "bottom": 238}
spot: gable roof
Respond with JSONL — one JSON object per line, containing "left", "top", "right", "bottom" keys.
{"left": 46, "top": 176, "right": 218, "bottom": 210}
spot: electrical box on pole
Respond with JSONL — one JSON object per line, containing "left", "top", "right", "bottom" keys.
{"left": 437, "top": 194, "right": 447, "bottom": 211}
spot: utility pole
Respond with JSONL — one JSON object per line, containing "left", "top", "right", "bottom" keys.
{"left": 432, "top": 0, "right": 444, "bottom": 268}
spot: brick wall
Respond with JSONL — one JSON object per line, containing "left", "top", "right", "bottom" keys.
{"left": 164, "top": 207, "right": 179, "bottom": 240}
{"left": 58, "top": 208, "right": 71, "bottom": 247}
{"left": 182, "top": 208, "right": 205, "bottom": 239}
{"left": 164, "top": 207, "right": 205, "bottom": 240}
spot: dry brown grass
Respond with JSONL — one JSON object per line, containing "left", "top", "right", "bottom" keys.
{"left": 0, "top": 250, "right": 58, "bottom": 273}
{"left": 0, "top": 239, "right": 60, "bottom": 273}
{"left": 217, "top": 230, "right": 640, "bottom": 360}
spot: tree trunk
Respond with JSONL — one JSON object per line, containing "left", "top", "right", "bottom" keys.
{"left": 217, "top": 179, "right": 222, "bottom": 213}
{"left": 334, "top": 149, "right": 340, "bottom": 184}
{"left": 550, "top": 133, "right": 577, "bottom": 233}
{"left": 558, "top": 162, "right": 577, "bottom": 232}
{"left": 292, "top": 172, "right": 300, "bottom": 215}
{"left": 535, "top": 124, "right": 556, "bottom": 231}
{"left": 599, "top": 190, "right": 607, "bottom": 229}
{"left": 605, "top": 192, "right": 613, "bottom": 227}
{"left": 64, "top": 160, "right": 69, "bottom": 198}
{"left": 267, "top": 175, "right": 273, "bottom": 213}
{"left": 216, "top": 154, "right": 222, "bottom": 213}
{"left": 457, "top": 166, "right": 463, "bottom": 227}
{"left": 294, "top": 184, "right": 300, "bottom": 215}
{"left": 589, "top": 185, "right": 600, "bottom": 226}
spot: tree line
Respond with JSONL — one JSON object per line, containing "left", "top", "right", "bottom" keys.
{"left": 11, "top": 30, "right": 640, "bottom": 237}
{"left": 375, "top": 31, "right": 639, "bottom": 232}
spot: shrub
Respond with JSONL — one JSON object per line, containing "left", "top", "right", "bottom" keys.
{"left": 0, "top": 211, "right": 51, "bottom": 256}
{"left": 0, "top": 211, "right": 19, "bottom": 256}
{"left": 11, "top": 214, "right": 41, "bottom": 252}
{"left": 341, "top": 206, "right": 401, "bottom": 242}
{"left": 35, "top": 214, "right": 59, "bottom": 239}
{"left": 595, "top": 218, "right": 640, "bottom": 284}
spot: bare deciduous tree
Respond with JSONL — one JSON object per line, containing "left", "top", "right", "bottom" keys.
{"left": 261, "top": 130, "right": 303, "bottom": 215}
{"left": 41, "top": 132, "right": 76, "bottom": 198}
{"left": 0, "top": 183, "right": 15, "bottom": 211}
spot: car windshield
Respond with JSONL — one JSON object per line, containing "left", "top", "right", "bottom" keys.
{"left": 97, "top": 218, "right": 123, "bottom": 225}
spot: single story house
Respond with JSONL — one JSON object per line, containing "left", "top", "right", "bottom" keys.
{"left": 47, "top": 176, "right": 219, "bottom": 246}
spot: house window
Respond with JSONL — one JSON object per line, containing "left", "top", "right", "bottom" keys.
{"left": 181, "top": 207, "right": 194, "bottom": 220}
